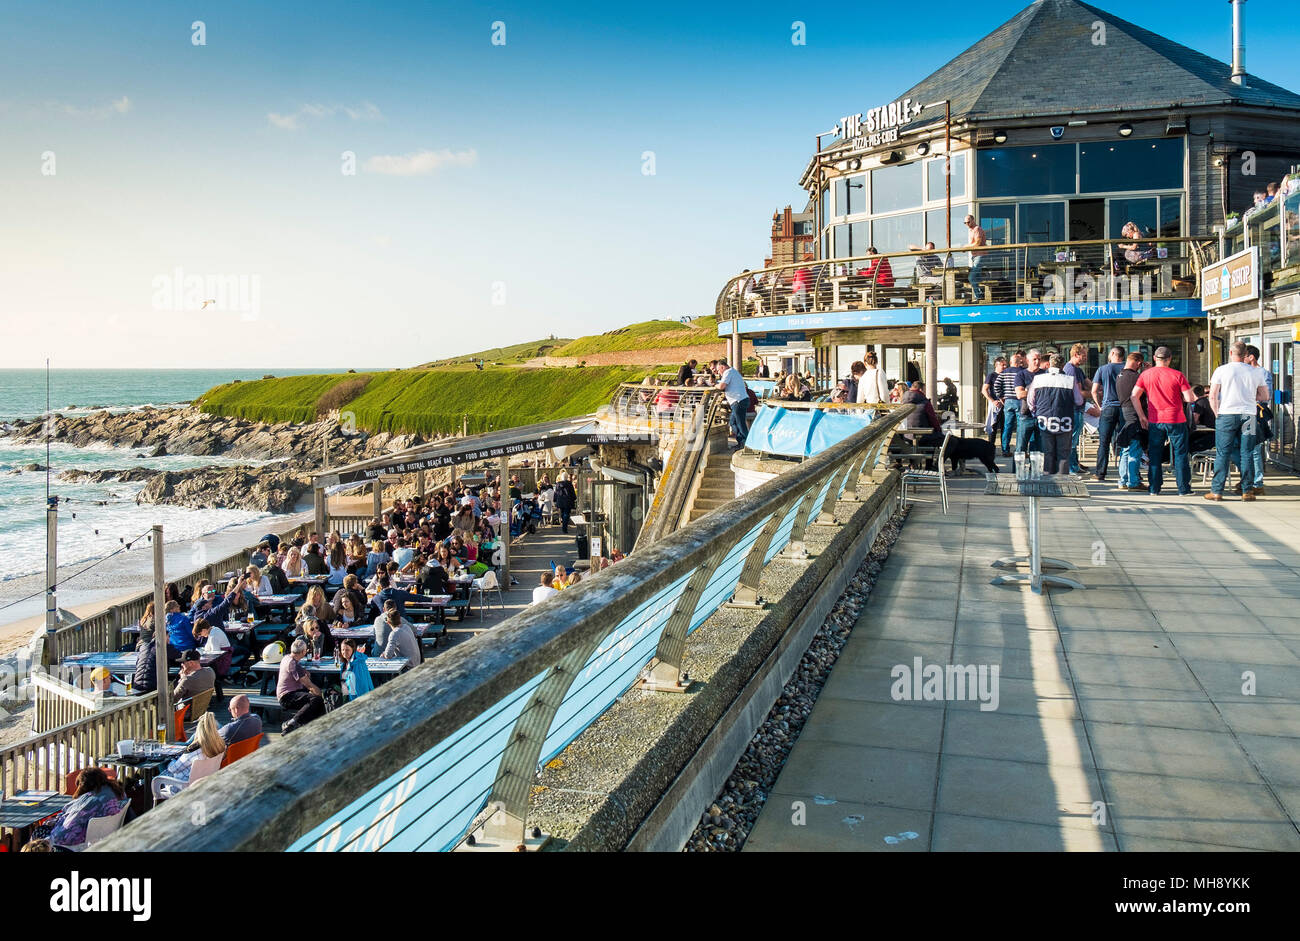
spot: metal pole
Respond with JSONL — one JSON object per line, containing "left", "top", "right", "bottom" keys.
{"left": 314, "top": 486, "right": 327, "bottom": 540}
{"left": 499, "top": 455, "right": 510, "bottom": 587}
{"left": 416, "top": 469, "right": 426, "bottom": 503}
{"left": 925, "top": 307, "right": 938, "bottom": 407}
{"left": 945, "top": 101, "right": 952, "bottom": 252}
{"left": 153, "top": 525, "right": 171, "bottom": 741}
{"left": 44, "top": 497, "right": 58, "bottom": 662}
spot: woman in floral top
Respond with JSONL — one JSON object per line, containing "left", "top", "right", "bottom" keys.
{"left": 35, "top": 768, "right": 128, "bottom": 848}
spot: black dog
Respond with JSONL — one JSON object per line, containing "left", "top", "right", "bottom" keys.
{"left": 945, "top": 435, "right": 1000, "bottom": 475}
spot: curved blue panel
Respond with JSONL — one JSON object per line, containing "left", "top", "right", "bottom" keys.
{"left": 763, "top": 492, "right": 810, "bottom": 564}
{"left": 289, "top": 666, "right": 549, "bottom": 852}
{"left": 688, "top": 517, "right": 770, "bottom": 631}
{"left": 806, "top": 474, "right": 837, "bottom": 522}
{"left": 538, "top": 572, "right": 692, "bottom": 764}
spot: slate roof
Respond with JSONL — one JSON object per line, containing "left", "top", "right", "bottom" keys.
{"left": 892, "top": 0, "right": 1300, "bottom": 127}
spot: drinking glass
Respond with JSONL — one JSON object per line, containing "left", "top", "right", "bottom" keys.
{"left": 1030, "top": 452, "right": 1044, "bottom": 478}
{"left": 1014, "top": 453, "right": 1028, "bottom": 481}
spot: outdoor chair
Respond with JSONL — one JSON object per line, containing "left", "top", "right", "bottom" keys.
{"left": 64, "top": 804, "right": 131, "bottom": 852}
{"left": 220, "top": 735, "right": 261, "bottom": 768}
{"left": 472, "top": 569, "right": 505, "bottom": 621}
{"left": 899, "top": 431, "right": 953, "bottom": 514}
{"left": 151, "top": 752, "right": 223, "bottom": 803}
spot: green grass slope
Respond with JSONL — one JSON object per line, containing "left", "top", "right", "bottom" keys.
{"left": 551, "top": 317, "right": 718, "bottom": 356}
{"left": 196, "top": 373, "right": 362, "bottom": 424}
{"left": 418, "top": 338, "right": 572, "bottom": 368}
{"left": 197, "top": 366, "right": 647, "bottom": 436}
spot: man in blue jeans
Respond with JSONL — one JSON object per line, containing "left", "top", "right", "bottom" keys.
{"left": 1063, "top": 343, "right": 1091, "bottom": 474}
{"left": 1244, "top": 345, "right": 1272, "bottom": 494}
{"left": 1131, "top": 346, "right": 1196, "bottom": 495}
{"left": 1112, "top": 351, "right": 1145, "bottom": 490}
{"left": 715, "top": 357, "right": 750, "bottom": 448}
{"left": 1091, "top": 346, "right": 1127, "bottom": 483}
{"left": 1014, "top": 348, "right": 1045, "bottom": 454}
{"left": 1205, "top": 342, "right": 1269, "bottom": 501}
{"left": 993, "top": 350, "right": 1025, "bottom": 456}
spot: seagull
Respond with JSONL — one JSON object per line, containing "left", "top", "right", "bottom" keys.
{"left": 200, "top": 299, "right": 217, "bottom": 309}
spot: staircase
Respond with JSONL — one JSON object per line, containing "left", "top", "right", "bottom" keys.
{"left": 687, "top": 446, "right": 737, "bottom": 523}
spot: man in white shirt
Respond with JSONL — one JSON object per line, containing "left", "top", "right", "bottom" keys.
{"left": 715, "top": 357, "right": 750, "bottom": 448}
{"left": 1243, "top": 345, "right": 1272, "bottom": 493}
{"left": 1205, "top": 342, "right": 1269, "bottom": 501}
{"left": 532, "top": 572, "right": 558, "bottom": 604}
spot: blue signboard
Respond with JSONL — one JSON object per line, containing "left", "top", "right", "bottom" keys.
{"left": 719, "top": 308, "right": 924, "bottom": 336}
{"left": 939, "top": 298, "right": 1202, "bottom": 325}
{"left": 752, "top": 331, "right": 808, "bottom": 347}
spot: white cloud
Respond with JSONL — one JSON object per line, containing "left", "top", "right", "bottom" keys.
{"left": 364, "top": 149, "right": 478, "bottom": 176}
{"left": 52, "top": 95, "right": 132, "bottom": 119}
{"left": 266, "top": 101, "right": 383, "bottom": 130}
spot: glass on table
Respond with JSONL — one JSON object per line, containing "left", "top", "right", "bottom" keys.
{"left": 1030, "top": 452, "right": 1044, "bottom": 478}
{"left": 1014, "top": 453, "right": 1028, "bottom": 480}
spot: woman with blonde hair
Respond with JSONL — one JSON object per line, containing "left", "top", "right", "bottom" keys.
{"left": 158, "top": 713, "right": 225, "bottom": 783}
{"left": 283, "top": 546, "right": 305, "bottom": 579}
{"left": 302, "top": 585, "right": 336, "bottom": 625}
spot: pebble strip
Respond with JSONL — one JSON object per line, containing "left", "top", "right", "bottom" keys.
{"left": 682, "top": 508, "right": 909, "bottom": 852}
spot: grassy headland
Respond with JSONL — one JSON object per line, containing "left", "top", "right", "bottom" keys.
{"left": 197, "top": 365, "right": 647, "bottom": 436}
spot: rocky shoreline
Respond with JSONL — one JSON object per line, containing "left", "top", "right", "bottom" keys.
{"left": 1, "top": 406, "right": 442, "bottom": 513}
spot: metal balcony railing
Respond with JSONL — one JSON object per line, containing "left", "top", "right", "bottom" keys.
{"left": 98, "top": 406, "right": 912, "bottom": 853}
{"left": 715, "top": 236, "right": 1220, "bottom": 321}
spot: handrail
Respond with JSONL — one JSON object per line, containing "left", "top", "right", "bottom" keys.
{"left": 634, "top": 391, "right": 726, "bottom": 548}
{"left": 715, "top": 235, "right": 1220, "bottom": 321}
{"left": 1, "top": 692, "right": 159, "bottom": 797}
{"left": 98, "top": 404, "right": 914, "bottom": 852}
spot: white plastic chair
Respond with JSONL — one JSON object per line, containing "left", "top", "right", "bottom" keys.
{"left": 472, "top": 569, "right": 504, "bottom": 621}
{"left": 151, "top": 752, "right": 224, "bottom": 803}
{"left": 64, "top": 803, "right": 131, "bottom": 852}
{"left": 899, "top": 431, "right": 953, "bottom": 514}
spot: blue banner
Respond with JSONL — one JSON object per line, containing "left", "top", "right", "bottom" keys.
{"left": 744, "top": 405, "right": 872, "bottom": 457}
{"left": 939, "top": 298, "right": 1202, "bottom": 324}
{"left": 719, "top": 308, "right": 924, "bottom": 336}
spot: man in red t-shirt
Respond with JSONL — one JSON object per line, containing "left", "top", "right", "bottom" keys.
{"left": 1130, "top": 346, "right": 1196, "bottom": 495}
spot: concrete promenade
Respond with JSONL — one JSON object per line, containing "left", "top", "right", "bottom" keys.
{"left": 745, "top": 474, "right": 1300, "bottom": 851}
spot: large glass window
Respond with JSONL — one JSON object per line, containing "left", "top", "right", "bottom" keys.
{"left": 1158, "top": 195, "right": 1182, "bottom": 239}
{"left": 1080, "top": 138, "right": 1182, "bottom": 193}
{"left": 834, "top": 175, "right": 866, "bottom": 217}
{"left": 1107, "top": 197, "right": 1157, "bottom": 238}
{"left": 832, "top": 221, "right": 870, "bottom": 258}
{"left": 926, "top": 205, "right": 969, "bottom": 250}
{"left": 872, "top": 212, "right": 924, "bottom": 278}
{"left": 872, "top": 161, "right": 923, "bottom": 213}
{"left": 977, "top": 204, "right": 1016, "bottom": 245}
{"left": 1019, "top": 202, "right": 1066, "bottom": 268}
{"left": 977, "top": 144, "right": 1075, "bottom": 198}
{"left": 927, "top": 152, "right": 966, "bottom": 201}
{"left": 1018, "top": 202, "right": 1066, "bottom": 245}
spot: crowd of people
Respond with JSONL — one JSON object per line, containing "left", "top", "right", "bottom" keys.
{"left": 981, "top": 342, "right": 1272, "bottom": 494}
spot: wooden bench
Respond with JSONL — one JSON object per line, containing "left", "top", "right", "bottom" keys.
{"left": 247, "top": 695, "right": 283, "bottom": 723}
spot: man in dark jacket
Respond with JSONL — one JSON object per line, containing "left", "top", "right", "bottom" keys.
{"left": 264, "top": 558, "right": 290, "bottom": 594}
{"left": 675, "top": 359, "right": 697, "bottom": 386}
{"left": 554, "top": 473, "right": 578, "bottom": 534}
{"left": 372, "top": 574, "right": 422, "bottom": 618}
{"left": 418, "top": 557, "right": 449, "bottom": 596}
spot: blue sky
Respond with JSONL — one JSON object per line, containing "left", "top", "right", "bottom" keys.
{"left": 2, "top": 0, "right": 1298, "bottom": 368}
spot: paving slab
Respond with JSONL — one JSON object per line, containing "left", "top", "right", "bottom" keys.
{"left": 744, "top": 476, "right": 1300, "bottom": 852}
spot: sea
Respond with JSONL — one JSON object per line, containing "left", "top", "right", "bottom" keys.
{"left": 0, "top": 369, "right": 342, "bottom": 595}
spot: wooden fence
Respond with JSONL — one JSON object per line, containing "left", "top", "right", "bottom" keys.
{"left": 1, "top": 692, "right": 158, "bottom": 795}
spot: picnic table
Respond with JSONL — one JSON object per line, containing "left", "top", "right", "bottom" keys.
{"left": 986, "top": 472, "right": 1089, "bottom": 594}
{"left": 249, "top": 657, "right": 410, "bottom": 695}
{"left": 0, "top": 791, "right": 75, "bottom": 850}
{"left": 97, "top": 742, "right": 188, "bottom": 803}
{"left": 64, "top": 650, "right": 222, "bottom": 672}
